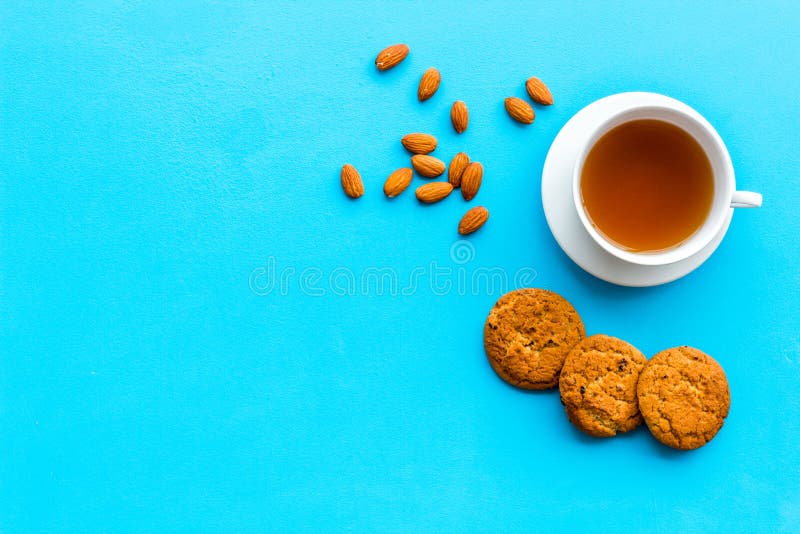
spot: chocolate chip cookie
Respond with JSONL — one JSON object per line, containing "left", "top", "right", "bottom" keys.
{"left": 484, "top": 288, "right": 585, "bottom": 390}
{"left": 559, "top": 334, "right": 647, "bottom": 437}
{"left": 637, "top": 346, "right": 730, "bottom": 450}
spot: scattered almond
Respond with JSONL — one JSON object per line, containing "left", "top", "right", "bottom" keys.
{"left": 401, "top": 133, "right": 437, "bottom": 154}
{"left": 525, "top": 77, "right": 553, "bottom": 105}
{"left": 448, "top": 152, "right": 470, "bottom": 187}
{"left": 504, "top": 97, "right": 535, "bottom": 124}
{"left": 383, "top": 167, "right": 413, "bottom": 198}
{"left": 411, "top": 154, "right": 446, "bottom": 178}
{"left": 451, "top": 101, "right": 469, "bottom": 133}
{"left": 375, "top": 44, "right": 409, "bottom": 71}
{"left": 417, "top": 67, "right": 441, "bottom": 101}
{"left": 458, "top": 206, "right": 489, "bottom": 235}
{"left": 461, "top": 162, "right": 483, "bottom": 201}
{"left": 416, "top": 182, "right": 454, "bottom": 203}
{"left": 341, "top": 164, "right": 364, "bottom": 198}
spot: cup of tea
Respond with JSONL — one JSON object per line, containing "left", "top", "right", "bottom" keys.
{"left": 572, "top": 102, "right": 761, "bottom": 266}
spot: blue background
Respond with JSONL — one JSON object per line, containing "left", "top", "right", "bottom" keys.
{"left": 2, "top": 1, "right": 799, "bottom": 532}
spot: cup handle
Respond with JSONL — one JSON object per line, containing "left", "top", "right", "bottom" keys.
{"left": 731, "top": 190, "right": 762, "bottom": 208}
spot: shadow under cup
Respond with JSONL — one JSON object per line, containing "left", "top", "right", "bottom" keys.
{"left": 572, "top": 105, "right": 738, "bottom": 267}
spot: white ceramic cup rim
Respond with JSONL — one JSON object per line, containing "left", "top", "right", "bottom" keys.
{"left": 572, "top": 102, "right": 759, "bottom": 266}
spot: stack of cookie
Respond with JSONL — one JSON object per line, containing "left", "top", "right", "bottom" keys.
{"left": 484, "top": 288, "right": 731, "bottom": 450}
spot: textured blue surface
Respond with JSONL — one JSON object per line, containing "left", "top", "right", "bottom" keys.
{"left": 2, "top": 1, "right": 799, "bottom": 532}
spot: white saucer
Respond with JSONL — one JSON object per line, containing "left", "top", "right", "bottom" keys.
{"left": 541, "top": 92, "right": 732, "bottom": 287}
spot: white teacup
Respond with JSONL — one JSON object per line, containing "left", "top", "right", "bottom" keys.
{"left": 572, "top": 101, "right": 762, "bottom": 266}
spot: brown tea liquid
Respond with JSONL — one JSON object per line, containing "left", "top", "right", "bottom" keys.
{"left": 580, "top": 119, "right": 714, "bottom": 252}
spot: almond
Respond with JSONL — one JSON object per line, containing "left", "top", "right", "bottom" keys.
{"left": 448, "top": 152, "right": 470, "bottom": 187}
{"left": 375, "top": 44, "right": 409, "bottom": 71}
{"left": 383, "top": 167, "right": 413, "bottom": 198}
{"left": 415, "top": 182, "right": 453, "bottom": 203}
{"left": 458, "top": 206, "right": 489, "bottom": 235}
{"left": 525, "top": 77, "right": 553, "bottom": 105}
{"left": 504, "top": 97, "right": 535, "bottom": 124}
{"left": 341, "top": 164, "right": 364, "bottom": 198}
{"left": 451, "top": 100, "right": 469, "bottom": 133}
{"left": 417, "top": 67, "right": 441, "bottom": 101}
{"left": 401, "top": 133, "right": 437, "bottom": 154}
{"left": 461, "top": 162, "right": 483, "bottom": 201}
{"left": 411, "top": 154, "right": 446, "bottom": 178}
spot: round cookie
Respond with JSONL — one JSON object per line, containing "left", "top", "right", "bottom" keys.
{"left": 484, "top": 288, "right": 585, "bottom": 389}
{"left": 559, "top": 334, "right": 648, "bottom": 437}
{"left": 637, "top": 346, "right": 730, "bottom": 450}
